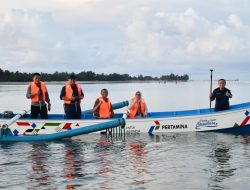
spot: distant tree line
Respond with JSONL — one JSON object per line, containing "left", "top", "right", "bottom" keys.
{"left": 0, "top": 68, "right": 189, "bottom": 82}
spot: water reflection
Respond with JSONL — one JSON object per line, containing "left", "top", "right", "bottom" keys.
{"left": 129, "top": 140, "right": 149, "bottom": 186}
{"left": 63, "top": 141, "right": 84, "bottom": 189}
{"left": 27, "top": 144, "right": 54, "bottom": 189}
{"left": 96, "top": 135, "right": 119, "bottom": 176}
{"left": 1, "top": 132, "right": 250, "bottom": 189}
{"left": 241, "top": 135, "right": 250, "bottom": 144}
{"left": 208, "top": 142, "right": 236, "bottom": 189}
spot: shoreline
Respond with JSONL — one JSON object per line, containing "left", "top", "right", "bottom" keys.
{"left": 0, "top": 80, "right": 189, "bottom": 85}
{"left": 0, "top": 79, "right": 244, "bottom": 85}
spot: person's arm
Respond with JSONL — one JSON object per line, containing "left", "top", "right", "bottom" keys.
{"left": 127, "top": 99, "right": 137, "bottom": 110}
{"left": 26, "top": 85, "right": 32, "bottom": 99}
{"left": 72, "top": 88, "right": 84, "bottom": 101}
{"left": 26, "top": 85, "right": 38, "bottom": 99}
{"left": 226, "top": 89, "right": 233, "bottom": 98}
{"left": 60, "top": 86, "right": 66, "bottom": 100}
{"left": 110, "top": 104, "right": 115, "bottom": 118}
{"left": 144, "top": 102, "right": 148, "bottom": 117}
{"left": 45, "top": 87, "right": 51, "bottom": 111}
{"left": 210, "top": 89, "right": 216, "bottom": 101}
{"left": 45, "top": 88, "right": 50, "bottom": 104}
{"left": 79, "top": 89, "right": 84, "bottom": 100}
{"left": 93, "top": 99, "right": 101, "bottom": 113}
{"left": 60, "top": 86, "right": 75, "bottom": 102}
{"left": 127, "top": 100, "right": 133, "bottom": 110}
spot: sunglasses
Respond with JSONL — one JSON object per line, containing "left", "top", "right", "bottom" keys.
{"left": 136, "top": 93, "right": 141, "bottom": 96}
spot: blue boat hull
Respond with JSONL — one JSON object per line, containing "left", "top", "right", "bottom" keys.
{"left": 0, "top": 118, "right": 125, "bottom": 142}
{"left": 213, "top": 124, "right": 250, "bottom": 134}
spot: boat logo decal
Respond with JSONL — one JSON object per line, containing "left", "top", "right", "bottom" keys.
{"left": 148, "top": 121, "right": 188, "bottom": 135}
{"left": 195, "top": 119, "right": 218, "bottom": 129}
{"left": 62, "top": 123, "right": 72, "bottom": 130}
{"left": 245, "top": 110, "right": 249, "bottom": 116}
{"left": 239, "top": 110, "right": 250, "bottom": 127}
{"left": 11, "top": 121, "right": 73, "bottom": 136}
{"left": 148, "top": 121, "right": 161, "bottom": 135}
{"left": 162, "top": 124, "right": 188, "bottom": 130}
{"left": 55, "top": 127, "right": 63, "bottom": 132}
{"left": 16, "top": 122, "right": 30, "bottom": 126}
{"left": 13, "top": 129, "right": 19, "bottom": 136}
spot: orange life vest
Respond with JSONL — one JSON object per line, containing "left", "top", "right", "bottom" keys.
{"left": 128, "top": 97, "right": 146, "bottom": 118}
{"left": 98, "top": 97, "right": 111, "bottom": 118}
{"left": 64, "top": 82, "right": 82, "bottom": 104}
{"left": 29, "top": 81, "right": 47, "bottom": 103}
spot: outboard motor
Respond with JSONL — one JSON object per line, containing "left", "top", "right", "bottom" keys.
{"left": 2, "top": 111, "right": 14, "bottom": 118}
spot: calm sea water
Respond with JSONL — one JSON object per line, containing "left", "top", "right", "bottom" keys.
{"left": 1, "top": 81, "right": 250, "bottom": 189}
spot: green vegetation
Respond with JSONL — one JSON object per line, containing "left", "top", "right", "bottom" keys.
{"left": 0, "top": 68, "right": 189, "bottom": 82}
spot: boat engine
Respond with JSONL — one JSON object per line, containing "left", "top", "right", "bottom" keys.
{"left": 2, "top": 111, "right": 14, "bottom": 118}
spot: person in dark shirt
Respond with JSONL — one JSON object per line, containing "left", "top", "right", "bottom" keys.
{"left": 60, "top": 74, "right": 84, "bottom": 119}
{"left": 26, "top": 73, "right": 51, "bottom": 119}
{"left": 210, "top": 79, "right": 232, "bottom": 111}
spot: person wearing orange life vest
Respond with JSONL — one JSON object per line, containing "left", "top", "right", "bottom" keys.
{"left": 26, "top": 73, "right": 51, "bottom": 119}
{"left": 127, "top": 91, "right": 148, "bottom": 118}
{"left": 93, "top": 89, "right": 115, "bottom": 118}
{"left": 60, "top": 74, "right": 84, "bottom": 119}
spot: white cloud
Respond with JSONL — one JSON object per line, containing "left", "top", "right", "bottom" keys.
{"left": 0, "top": 9, "right": 78, "bottom": 71}
{"left": 186, "top": 25, "right": 241, "bottom": 55}
{"left": 121, "top": 7, "right": 250, "bottom": 78}
{"left": 0, "top": 1, "right": 250, "bottom": 79}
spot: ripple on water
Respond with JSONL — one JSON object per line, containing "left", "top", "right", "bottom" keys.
{"left": 1, "top": 133, "right": 250, "bottom": 189}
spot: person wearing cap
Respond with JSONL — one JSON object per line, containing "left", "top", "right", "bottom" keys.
{"left": 60, "top": 74, "right": 84, "bottom": 119}
{"left": 93, "top": 88, "right": 115, "bottom": 118}
{"left": 26, "top": 73, "right": 51, "bottom": 119}
{"left": 127, "top": 91, "right": 148, "bottom": 118}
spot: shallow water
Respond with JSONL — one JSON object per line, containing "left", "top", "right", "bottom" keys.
{"left": 0, "top": 80, "right": 250, "bottom": 113}
{"left": 1, "top": 81, "right": 250, "bottom": 189}
{"left": 1, "top": 133, "right": 250, "bottom": 190}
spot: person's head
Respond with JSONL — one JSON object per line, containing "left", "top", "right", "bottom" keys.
{"left": 68, "top": 73, "right": 76, "bottom": 85}
{"left": 32, "top": 73, "right": 41, "bottom": 84}
{"left": 218, "top": 79, "right": 226, "bottom": 89}
{"left": 135, "top": 91, "right": 142, "bottom": 100}
{"left": 101, "top": 88, "right": 108, "bottom": 98}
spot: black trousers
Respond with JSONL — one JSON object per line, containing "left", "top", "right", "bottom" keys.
{"left": 64, "top": 103, "right": 81, "bottom": 119}
{"left": 31, "top": 105, "right": 48, "bottom": 119}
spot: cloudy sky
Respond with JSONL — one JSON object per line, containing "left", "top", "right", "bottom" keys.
{"left": 0, "top": 0, "right": 250, "bottom": 80}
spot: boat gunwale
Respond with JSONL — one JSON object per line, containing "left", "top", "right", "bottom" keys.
{"left": 0, "top": 102, "right": 250, "bottom": 121}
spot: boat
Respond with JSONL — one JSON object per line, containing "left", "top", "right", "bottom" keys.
{"left": 1, "top": 101, "right": 250, "bottom": 142}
